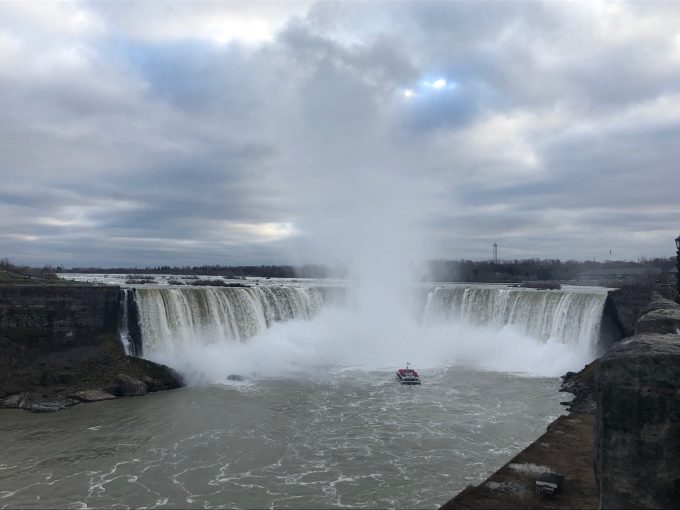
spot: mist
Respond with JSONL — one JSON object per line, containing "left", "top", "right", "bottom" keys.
{"left": 147, "top": 304, "right": 595, "bottom": 385}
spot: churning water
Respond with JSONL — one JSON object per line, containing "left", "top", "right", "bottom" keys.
{"left": 0, "top": 368, "right": 562, "bottom": 509}
{"left": 1, "top": 276, "right": 609, "bottom": 508}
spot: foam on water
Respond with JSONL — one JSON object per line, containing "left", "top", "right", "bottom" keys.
{"left": 0, "top": 370, "right": 564, "bottom": 509}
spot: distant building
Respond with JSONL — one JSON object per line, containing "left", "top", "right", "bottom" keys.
{"left": 577, "top": 267, "right": 662, "bottom": 285}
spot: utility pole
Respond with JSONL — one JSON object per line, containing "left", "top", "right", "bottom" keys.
{"left": 493, "top": 242, "right": 498, "bottom": 264}
{"left": 675, "top": 234, "right": 680, "bottom": 304}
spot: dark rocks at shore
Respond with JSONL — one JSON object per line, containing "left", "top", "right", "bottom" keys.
{"left": 0, "top": 283, "right": 183, "bottom": 412}
{"left": 560, "top": 361, "right": 597, "bottom": 414}
{"left": 69, "top": 389, "right": 117, "bottom": 402}
{"left": 596, "top": 332, "right": 680, "bottom": 509}
{"left": 0, "top": 332, "right": 182, "bottom": 412}
{"left": 110, "top": 373, "right": 147, "bottom": 396}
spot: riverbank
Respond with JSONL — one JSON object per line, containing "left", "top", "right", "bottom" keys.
{"left": 440, "top": 286, "right": 680, "bottom": 509}
{"left": 440, "top": 364, "right": 598, "bottom": 509}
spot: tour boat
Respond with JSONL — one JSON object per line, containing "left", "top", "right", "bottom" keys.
{"left": 396, "top": 363, "right": 421, "bottom": 385}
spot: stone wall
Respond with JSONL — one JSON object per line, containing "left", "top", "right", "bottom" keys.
{"left": 0, "top": 284, "right": 121, "bottom": 345}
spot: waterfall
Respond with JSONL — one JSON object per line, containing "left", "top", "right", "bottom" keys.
{"left": 422, "top": 285, "right": 608, "bottom": 354}
{"left": 118, "top": 288, "right": 132, "bottom": 355}
{"left": 133, "top": 285, "right": 324, "bottom": 356}
{"left": 121, "top": 281, "right": 609, "bottom": 377}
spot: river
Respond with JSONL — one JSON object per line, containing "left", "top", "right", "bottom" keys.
{"left": 1, "top": 367, "right": 562, "bottom": 509}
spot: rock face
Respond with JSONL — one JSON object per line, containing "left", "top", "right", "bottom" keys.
{"left": 0, "top": 284, "right": 183, "bottom": 412}
{"left": 596, "top": 333, "right": 680, "bottom": 509}
{"left": 604, "top": 285, "right": 654, "bottom": 338}
{"left": 111, "top": 374, "right": 147, "bottom": 396}
{"left": 560, "top": 361, "right": 597, "bottom": 414}
{"left": 598, "top": 295, "right": 625, "bottom": 350}
{"left": 69, "top": 390, "right": 117, "bottom": 402}
{"left": 0, "top": 285, "right": 120, "bottom": 346}
{"left": 643, "top": 292, "right": 680, "bottom": 313}
{"left": 635, "top": 308, "right": 680, "bottom": 334}
{"left": 634, "top": 292, "right": 680, "bottom": 335}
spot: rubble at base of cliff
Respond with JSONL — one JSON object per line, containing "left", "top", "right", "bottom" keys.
{"left": 0, "top": 333, "right": 183, "bottom": 413}
{"left": 0, "top": 284, "right": 184, "bottom": 413}
{"left": 559, "top": 361, "right": 597, "bottom": 414}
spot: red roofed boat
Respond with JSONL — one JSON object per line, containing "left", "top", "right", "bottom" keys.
{"left": 396, "top": 363, "right": 421, "bottom": 385}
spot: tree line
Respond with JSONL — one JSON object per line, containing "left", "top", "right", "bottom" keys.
{"left": 427, "top": 257, "right": 676, "bottom": 283}
{"left": 57, "top": 256, "right": 676, "bottom": 283}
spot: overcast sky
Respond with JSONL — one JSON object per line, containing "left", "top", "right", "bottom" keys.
{"left": 1, "top": 1, "right": 679, "bottom": 267}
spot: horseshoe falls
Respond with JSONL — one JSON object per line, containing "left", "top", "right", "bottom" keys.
{"left": 7, "top": 275, "right": 610, "bottom": 509}
{"left": 125, "top": 282, "right": 609, "bottom": 381}
{"left": 134, "top": 286, "right": 324, "bottom": 352}
{"left": 423, "top": 285, "right": 608, "bottom": 357}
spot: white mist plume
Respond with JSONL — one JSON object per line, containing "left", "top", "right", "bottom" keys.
{"left": 147, "top": 307, "right": 595, "bottom": 384}
{"left": 144, "top": 76, "right": 599, "bottom": 382}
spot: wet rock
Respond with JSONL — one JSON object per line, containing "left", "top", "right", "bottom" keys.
{"left": 227, "top": 374, "right": 245, "bottom": 381}
{"left": 27, "top": 396, "right": 76, "bottom": 412}
{"left": 1, "top": 393, "right": 26, "bottom": 409}
{"left": 605, "top": 285, "right": 654, "bottom": 338}
{"left": 596, "top": 333, "right": 680, "bottom": 509}
{"left": 69, "top": 389, "right": 117, "bottom": 402}
{"left": 560, "top": 361, "right": 597, "bottom": 414}
{"left": 29, "top": 402, "right": 63, "bottom": 413}
{"left": 111, "top": 373, "right": 147, "bottom": 396}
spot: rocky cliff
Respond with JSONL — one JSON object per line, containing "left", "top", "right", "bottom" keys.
{"left": 0, "top": 284, "right": 121, "bottom": 344}
{"left": 634, "top": 292, "right": 680, "bottom": 335}
{"left": 602, "top": 284, "right": 651, "bottom": 338}
{"left": 596, "top": 333, "right": 680, "bottom": 509}
{"left": 0, "top": 284, "right": 182, "bottom": 412}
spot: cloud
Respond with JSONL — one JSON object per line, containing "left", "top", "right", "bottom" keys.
{"left": 0, "top": 1, "right": 679, "bottom": 267}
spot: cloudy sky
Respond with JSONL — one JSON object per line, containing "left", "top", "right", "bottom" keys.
{"left": 1, "top": 1, "right": 679, "bottom": 268}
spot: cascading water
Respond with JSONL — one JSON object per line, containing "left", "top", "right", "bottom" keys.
{"left": 422, "top": 285, "right": 608, "bottom": 356}
{"left": 134, "top": 285, "right": 324, "bottom": 357}
{"left": 120, "top": 280, "right": 610, "bottom": 380}
{"left": 118, "top": 288, "right": 132, "bottom": 355}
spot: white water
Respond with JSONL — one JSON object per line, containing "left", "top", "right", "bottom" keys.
{"left": 118, "top": 288, "right": 133, "bottom": 355}
{"left": 130, "top": 282, "right": 607, "bottom": 382}
{"left": 135, "top": 285, "right": 323, "bottom": 351}
{"left": 423, "top": 286, "right": 607, "bottom": 356}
